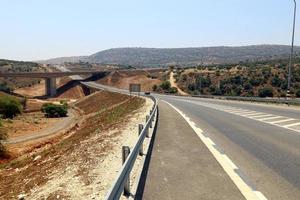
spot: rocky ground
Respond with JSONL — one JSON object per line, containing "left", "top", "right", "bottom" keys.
{"left": 0, "top": 91, "right": 152, "bottom": 200}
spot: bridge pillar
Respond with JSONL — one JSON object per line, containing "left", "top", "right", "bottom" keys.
{"left": 45, "top": 78, "right": 57, "bottom": 97}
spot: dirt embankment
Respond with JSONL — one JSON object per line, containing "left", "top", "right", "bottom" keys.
{"left": 75, "top": 90, "right": 130, "bottom": 115}
{"left": 14, "top": 80, "right": 46, "bottom": 97}
{"left": 56, "top": 77, "right": 88, "bottom": 99}
{"left": 0, "top": 90, "right": 151, "bottom": 200}
{"left": 96, "top": 70, "right": 165, "bottom": 92}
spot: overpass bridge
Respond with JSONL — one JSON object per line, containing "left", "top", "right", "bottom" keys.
{"left": 0, "top": 71, "right": 108, "bottom": 96}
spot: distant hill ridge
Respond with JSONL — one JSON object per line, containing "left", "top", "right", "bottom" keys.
{"left": 39, "top": 45, "right": 300, "bottom": 66}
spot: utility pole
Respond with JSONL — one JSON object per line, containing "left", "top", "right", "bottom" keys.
{"left": 287, "top": 0, "right": 297, "bottom": 97}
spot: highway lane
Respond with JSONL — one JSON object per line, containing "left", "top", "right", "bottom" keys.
{"left": 156, "top": 94, "right": 300, "bottom": 200}
{"left": 156, "top": 94, "right": 300, "bottom": 119}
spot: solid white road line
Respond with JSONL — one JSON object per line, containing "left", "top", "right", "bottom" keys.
{"left": 283, "top": 122, "right": 300, "bottom": 128}
{"left": 162, "top": 100, "right": 267, "bottom": 200}
{"left": 270, "top": 118, "right": 295, "bottom": 124}
{"left": 223, "top": 109, "right": 243, "bottom": 112}
{"left": 251, "top": 115, "right": 273, "bottom": 119}
{"left": 231, "top": 111, "right": 257, "bottom": 115}
{"left": 241, "top": 113, "right": 264, "bottom": 117}
{"left": 258, "top": 116, "right": 282, "bottom": 121}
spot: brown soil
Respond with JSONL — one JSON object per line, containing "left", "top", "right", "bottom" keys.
{"left": 14, "top": 80, "right": 46, "bottom": 97}
{"left": 0, "top": 95, "right": 145, "bottom": 199}
{"left": 57, "top": 88, "right": 86, "bottom": 100}
{"left": 2, "top": 112, "right": 59, "bottom": 139}
{"left": 96, "top": 70, "right": 164, "bottom": 91}
{"left": 25, "top": 99, "right": 48, "bottom": 112}
{"left": 75, "top": 91, "right": 131, "bottom": 114}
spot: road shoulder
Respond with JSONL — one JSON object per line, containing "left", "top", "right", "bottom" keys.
{"left": 136, "top": 100, "right": 244, "bottom": 200}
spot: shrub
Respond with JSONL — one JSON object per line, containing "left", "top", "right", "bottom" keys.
{"left": 196, "top": 76, "right": 211, "bottom": 89}
{"left": 160, "top": 81, "right": 171, "bottom": 90}
{"left": 296, "top": 90, "right": 300, "bottom": 97}
{"left": 244, "top": 83, "right": 253, "bottom": 91}
{"left": 41, "top": 103, "right": 68, "bottom": 118}
{"left": 271, "top": 75, "right": 283, "bottom": 87}
{"left": 152, "top": 84, "right": 158, "bottom": 91}
{"left": 209, "top": 86, "right": 222, "bottom": 95}
{"left": 0, "top": 96, "right": 23, "bottom": 118}
{"left": 259, "top": 87, "right": 274, "bottom": 97}
{"left": 0, "top": 82, "right": 13, "bottom": 93}
{"left": 0, "top": 119, "right": 7, "bottom": 157}
{"left": 249, "top": 78, "right": 263, "bottom": 86}
{"left": 169, "top": 87, "right": 178, "bottom": 94}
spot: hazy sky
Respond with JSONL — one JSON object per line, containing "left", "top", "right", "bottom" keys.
{"left": 0, "top": 0, "right": 299, "bottom": 61}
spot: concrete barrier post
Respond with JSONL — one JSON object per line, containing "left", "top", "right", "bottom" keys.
{"left": 122, "top": 146, "right": 131, "bottom": 196}
{"left": 45, "top": 77, "right": 57, "bottom": 97}
{"left": 138, "top": 124, "right": 144, "bottom": 155}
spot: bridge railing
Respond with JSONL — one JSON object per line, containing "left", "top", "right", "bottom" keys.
{"left": 104, "top": 96, "right": 158, "bottom": 200}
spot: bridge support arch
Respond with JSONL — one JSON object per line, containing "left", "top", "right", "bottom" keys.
{"left": 45, "top": 78, "right": 57, "bottom": 97}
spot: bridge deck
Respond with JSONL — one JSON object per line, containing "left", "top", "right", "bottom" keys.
{"left": 0, "top": 71, "right": 108, "bottom": 78}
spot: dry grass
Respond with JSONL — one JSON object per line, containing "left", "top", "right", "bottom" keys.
{"left": 75, "top": 91, "right": 130, "bottom": 114}
{"left": 0, "top": 95, "right": 144, "bottom": 199}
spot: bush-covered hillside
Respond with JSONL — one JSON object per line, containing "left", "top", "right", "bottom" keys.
{"left": 40, "top": 45, "right": 300, "bottom": 66}
{"left": 174, "top": 57, "right": 300, "bottom": 97}
{"left": 0, "top": 59, "right": 46, "bottom": 92}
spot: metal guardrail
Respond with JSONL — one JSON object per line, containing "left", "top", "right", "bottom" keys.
{"left": 79, "top": 80, "right": 158, "bottom": 199}
{"left": 104, "top": 96, "right": 157, "bottom": 200}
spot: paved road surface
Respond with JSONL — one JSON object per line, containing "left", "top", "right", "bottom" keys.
{"left": 56, "top": 67, "right": 300, "bottom": 199}
{"left": 5, "top": 109, "right": 78, "bottom": 144}
{"left": 137, "top": 101, "right": 244, "bottom": 200}
{"left": 153, "top": 94, "right": 300, "bottom": 200}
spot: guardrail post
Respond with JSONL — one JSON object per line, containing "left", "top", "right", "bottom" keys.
{"left": 146, "top": 115, "right": 150, "bottom": 137}
{"left": 152, "top": 109, "right": 156, "bottom": 122}
{"left": 122, "top": 146, "right": 131, "bottom": 196}
{"left": 148, "top": 113, "right": 153, "bottom": 129}
{"left": 138, "top": 124, "right": 144, "bottom": 155}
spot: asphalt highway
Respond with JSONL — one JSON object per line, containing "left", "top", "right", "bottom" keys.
{"left": 154, "top": 94, "right": 300, "bottom": 200}
{"left": 56, "top": 67, "right": 300, "bottom": 199}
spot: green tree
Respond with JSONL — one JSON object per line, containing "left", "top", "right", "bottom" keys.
{"left": 271, "top": 75, "right": 283, "bottom": 87}
{"left": 296, "top": 90, "right": 300, "bottom": 97}
{"left": 0, "top": 96, "right": 23, "bottom": 118}
{"left": 41, "top": 103, "right": 68, "bottom": 118}
{"left": 0, "top": 119, "right": 7, "bottom": 157}
{"left": 160, "top": 81, "right": 171, "bottom": 91}
{"left": 0, "top": 82, "right": 13, "bottom": 93}
{"left": 152, "top": 84, "right": 158, "bottom": 91}
{"left": 169, "top": 87, "right": 178, "bottom": 94}
{"left": 259, "top": 87, "right": 274, "bottom": 97}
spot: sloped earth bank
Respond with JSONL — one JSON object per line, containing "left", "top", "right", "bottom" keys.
{"left": 96, "top": 70, "right": 163, "bottom": 92}
{"left": 0, "top": 92, "right": 153, "bottom": 199}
